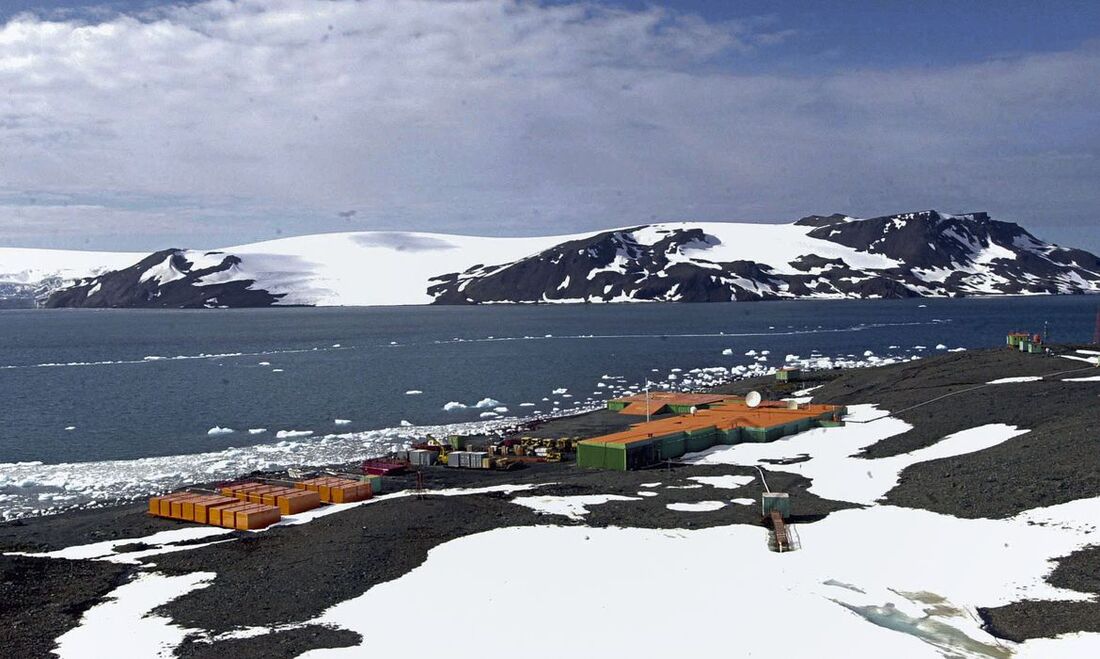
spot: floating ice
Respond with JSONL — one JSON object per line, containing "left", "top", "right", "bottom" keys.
{"left": 275, "top": 430, "right": 313, "bottom": 439}
{"left": 935, "top": 344, "right": 947, "bottom": 350}
{"left": 271, "top": 368, "right": 284, "bottom": 373}
{"left": 258, "top": 361, "right": 271, "bottom": 366}
{"left": 206, "top": 427, "right": 234, "bottom": 436}
{"left": 248, "top": 428, "right": 267, "bottom": 435}
{"left": 479, "top": 412, "right": 499, "bottom": 419}
{"left": 493, "top": 406, "right": 509, "bottom": 414}
{"left": 64, "top": 426, "right": 76, "bottom": 431}
{"left": 405, "top": 390, "right": 423, "bottom": 395}
{"left": 443, "top": 402, "right": 467, "bottom": 411}
{"left": 551, "top": 388, "right": 568, "bottom": 394}
{"left": 474, "top": 398, "right": 502, "bottom": 409}
{"left": 334, "top": 419, "right": 352, "bottom": 425}
{"left": 400, "top": 420, "right": 413, "bottom": 427}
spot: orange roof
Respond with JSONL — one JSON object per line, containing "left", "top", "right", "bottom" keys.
{"left": 584, "top": 399, "right": 840, "bottom": 446}
{"left": 612, "top": 392, "right": 729, "bottom": 407}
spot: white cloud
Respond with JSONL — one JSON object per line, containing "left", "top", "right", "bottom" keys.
{"left": 0, "top": 0, "right": 1096, "bottom": 249}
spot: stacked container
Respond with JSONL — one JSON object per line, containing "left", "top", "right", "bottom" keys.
{"left": 148, "top": 492, "right": 281, "bottom": 530}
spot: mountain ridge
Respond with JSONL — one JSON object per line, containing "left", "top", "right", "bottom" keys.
{"left": 1, "top": 210, "right": 1097, "bottom": 308}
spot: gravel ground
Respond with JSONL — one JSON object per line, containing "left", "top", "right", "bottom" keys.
{"left": 978, "top": 544, "right": 1100, "bottom": 641}
{"left": 0, "top": 555, "right": 132, "bottom": 658}
{"left": 2, "top": 346, "right": 1098, "bottom": 656}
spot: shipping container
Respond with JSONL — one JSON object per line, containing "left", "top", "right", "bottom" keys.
{"left": 408, "top": 449, "right": 437, "bottom": 467}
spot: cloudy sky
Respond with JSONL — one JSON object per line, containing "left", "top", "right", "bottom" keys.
{"left": 1, "top": 0, "right": 1098, "bottom": 251}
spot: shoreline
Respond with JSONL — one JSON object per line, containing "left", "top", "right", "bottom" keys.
{"left": 3, "top": 346, "right": 1100, "bottom": 657}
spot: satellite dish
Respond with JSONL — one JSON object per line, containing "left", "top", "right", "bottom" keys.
{"left": 746, "top": 391, "right": 762, "bottom": 408}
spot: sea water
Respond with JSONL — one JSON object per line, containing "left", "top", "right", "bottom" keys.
{"left": 0, "top": 296, "right": 1094, "bottom": 518}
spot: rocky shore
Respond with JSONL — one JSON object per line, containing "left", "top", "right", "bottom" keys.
{"left": 2, "top": 346, "right": 1098, "bottom": 657}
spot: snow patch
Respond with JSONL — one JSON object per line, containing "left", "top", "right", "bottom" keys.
{"left": 511, "top": 495, "right": 641, "bottom": 521}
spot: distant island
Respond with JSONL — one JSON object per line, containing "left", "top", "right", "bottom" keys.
{"left": 2, "top": 210, "right": 1098, "bottom": 309}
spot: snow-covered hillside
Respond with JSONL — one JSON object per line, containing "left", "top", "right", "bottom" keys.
{"left": 4, "top": 210, "right": 1098, "bottom": 308}
{"left": 0, "top": 247, "right": 140, "bottom": 307}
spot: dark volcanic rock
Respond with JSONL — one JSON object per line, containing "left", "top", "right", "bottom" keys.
{"left": 0, "top": 555, "right": 132, "bottom": 658}
{"left": 979, "top": 545, "right": 1100, "bottom": 642}
{"left": 428, "top": 210, "right": 1100, "bottom": 304}
{"left": 45, "top": 249, "right": 285, "bottom": 309}
{"left": 38, "top": 209, "right": 1100, "bottom": 308}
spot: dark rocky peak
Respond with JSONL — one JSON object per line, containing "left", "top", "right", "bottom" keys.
{"left": 794, "top": 213, "right": 851, "bottom": 227}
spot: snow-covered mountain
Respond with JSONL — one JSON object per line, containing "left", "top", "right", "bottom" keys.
{"left": 5, "top": 210, "right": 1099, "bottom": 308}
{"left": 0, "top": 247, "right": 141, "bottom": 308}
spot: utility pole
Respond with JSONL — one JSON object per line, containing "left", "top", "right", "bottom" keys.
{"left": 642, "top": 380, "right": 651, "bottom": 422}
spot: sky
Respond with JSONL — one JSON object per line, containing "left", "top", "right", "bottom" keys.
{"left": 0, "top": 0, "right": 1097, "bottom": 252}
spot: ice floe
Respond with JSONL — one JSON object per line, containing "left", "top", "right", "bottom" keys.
{"left": 334, "top": 419, "right": 352, "bottom": 426}
{"left": 206, "top": 426, "right": 234, "bottom": 436}
{"left": 987, "top": 376, "right": 1042, "bottom": 384}
{"left": 275, "top": 430, "right": 313, "bottom": 439}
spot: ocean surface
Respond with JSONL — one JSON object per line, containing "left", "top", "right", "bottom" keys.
{"left": 0, "top": 296, "right": 1096, "bottom": 518}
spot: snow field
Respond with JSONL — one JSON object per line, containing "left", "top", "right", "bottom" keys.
{"left": 682, "top": 404, "right": 1028, "bottom": 505}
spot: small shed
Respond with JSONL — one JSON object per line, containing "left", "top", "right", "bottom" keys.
{"left": 762, "top": 492, "right": 791, "bottom": 519}
{"left": 776, "top": 367, "right": 802, "bottom": 383}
